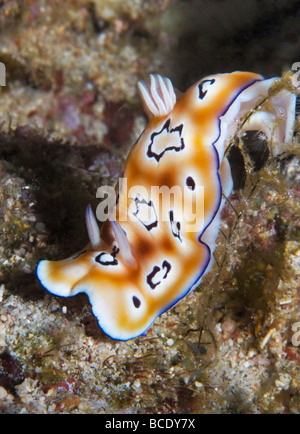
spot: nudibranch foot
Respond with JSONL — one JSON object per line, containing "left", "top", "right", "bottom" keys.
{"left": 37, "top": 71, "right": 296, "bottom": 341}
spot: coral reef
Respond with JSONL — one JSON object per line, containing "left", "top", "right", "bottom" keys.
{"left": 0, "top": 0, "right": 299, "bottom": 414}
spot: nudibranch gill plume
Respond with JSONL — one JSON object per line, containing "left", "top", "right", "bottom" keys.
{"left": 37, "top": 71, "right": 296, "bottom": 340}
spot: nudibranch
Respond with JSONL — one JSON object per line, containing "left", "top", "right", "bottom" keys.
{"left": 37, "top": 71, "right": 296, "bottom": 340}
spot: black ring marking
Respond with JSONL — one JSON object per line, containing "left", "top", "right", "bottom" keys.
{"left": 169, "top": 210, "right": 182, "bottom": 242}
{"left": 146, "top": 260, "right": 172, "bottom": 289}
{"left": 111, "top": 245, "right": 120, "bottom": 257}
{"left": 95, "top": 245, "right": 119, "bottom": 266}
{"left": 147, "top": 119, "right": 185, "bottom": 163}
{"left": 186, "top": 176, "right": 196, "bottom": 190}
{"left": 147, "top": 265, "right": 160, "bottom": 289}
{"left": 133, "top": 197, "right": 158, "bottom": 231}
{"left": 198, "top": 78, "right": 215, "bottom": 100}
{"left": 132, "top": 296, "right": 141, "bottom": 308}
{"left": 162, "top": 260, "right": 171, "bottom": 278}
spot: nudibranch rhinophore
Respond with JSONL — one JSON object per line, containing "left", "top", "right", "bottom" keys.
{"left": 37, "top": 71, "right": 296, "bottom": 340}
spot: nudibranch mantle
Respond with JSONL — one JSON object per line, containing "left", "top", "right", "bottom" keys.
{"left": 37, "top": 71, "right": 296, "bottom": 340}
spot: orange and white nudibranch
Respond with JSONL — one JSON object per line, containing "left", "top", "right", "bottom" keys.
{"left": 37, "top": 71, "right": 296, "bottom": 340}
